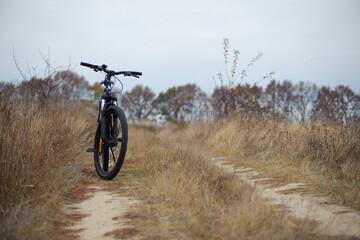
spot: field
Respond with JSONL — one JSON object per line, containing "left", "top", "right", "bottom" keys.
{"left": 0, "top": 94, "right": 359, "bottom": 239}
{"left": 120, "top": 121, "right": 359, "bottom": 239}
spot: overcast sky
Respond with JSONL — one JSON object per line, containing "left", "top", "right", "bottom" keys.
{"left": 1, "top": 0, "right": 359, "bottom": 94}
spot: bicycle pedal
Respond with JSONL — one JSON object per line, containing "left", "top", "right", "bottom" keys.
{"left": 118, "top": 138, "right": 122, "bottom": 142}
{"left": 86, "top": 148, "right": 95, "bottom": 152}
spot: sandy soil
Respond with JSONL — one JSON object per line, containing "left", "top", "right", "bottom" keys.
{"left": 65, "top": 185, "right": 139, "bottom": 240}
{"left": 212, "top": 157, "right": 360, "bottom": 238}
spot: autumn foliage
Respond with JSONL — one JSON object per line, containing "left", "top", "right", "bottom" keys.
{"left": 116, "top": 80, "right": 359, "bottom": 125}
{"left": 1, "top": 73, "right": 359, "bottom": 125}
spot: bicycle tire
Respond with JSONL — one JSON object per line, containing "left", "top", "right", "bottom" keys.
{"left": 93, "top": 105, "right": 128, "bottom": 180}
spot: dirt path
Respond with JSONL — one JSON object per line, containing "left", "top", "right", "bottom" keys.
{"left": 65, "top": 185, "right": 139, "bottom": 240}
{"left": 212, "top": 157, "right": 360, "bottom": 238}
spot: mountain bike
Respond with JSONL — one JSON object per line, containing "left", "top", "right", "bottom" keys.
{"left": 81, "top": 62, "right": 142, "bottom": 180}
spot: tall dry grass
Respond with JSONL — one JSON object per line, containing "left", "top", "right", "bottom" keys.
{"left": 0, "top": 93, "right": 95, "bottom": 238}
{"left": 122, "top": 124, "right": 324, "bottom": 239}
{"left": 192, "top": 117, "right": 360, "bottom": 209}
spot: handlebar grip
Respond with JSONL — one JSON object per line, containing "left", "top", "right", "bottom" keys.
{"left": 130, "top": 71, "right": 142, "bottom": 76}
{"left": 80, "top": 62, "right": 97, "bottom": 68}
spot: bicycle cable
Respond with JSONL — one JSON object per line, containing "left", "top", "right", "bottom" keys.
{"left": 99, "top": 72, "right": 124, "bottom": 94}
{"left": 111, "top": 75, "right": 124, "bottom": 94}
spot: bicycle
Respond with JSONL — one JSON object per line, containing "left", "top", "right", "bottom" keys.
{"left": 81, "top": 62, "right": 142, "bottom": 180}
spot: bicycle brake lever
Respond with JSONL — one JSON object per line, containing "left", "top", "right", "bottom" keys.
{"left": 132, "top": 75, "right": 139, "bottom": 78}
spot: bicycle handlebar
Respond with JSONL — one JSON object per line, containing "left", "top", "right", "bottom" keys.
{"left": 80, "top": 62, "right": 142, "bottom": 77}
{"left": 115, "top": 71, "right": 142, "bottom": 76}
{"left": 80, "top": 62, "right": 97, "bottom": 68}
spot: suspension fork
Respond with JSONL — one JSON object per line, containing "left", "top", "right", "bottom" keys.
{"left": 101, "top": 112, "right": 119, "bottom": 142}
{"left": 100, "top": 95, "right": 119, "bottom": 143}
{"left": 101, "top": 111, "right": 107, "bottom": 140}
{"left": 97, "top": 96, "right": 106, "bottom": 143}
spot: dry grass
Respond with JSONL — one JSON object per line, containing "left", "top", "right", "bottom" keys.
{"left": 1, "top": 89, "right": 358, "bottom": 239}
{"left": 195, "top": 117, "right": 360, "bottom": 210}
{"left": 0, "top": 94, "right": 95, "bottom": 239}
{"left": 120, "top": 123, "right": 329, "bottom": 239}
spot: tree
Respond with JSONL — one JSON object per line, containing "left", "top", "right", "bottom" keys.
{"left": 334, "top": 85, "right": 360, "bottom": 125}
{"left": 233, "top": 83, "right": 263, "bottom": 116}
{"left": 292, "top": 81, "right": 318, "bottom": 122}
{"left": 315, "top": 86, "right": 339, "bottom": 122}
{"left": 12, "top": 48, "right": 82, "bottom": 105}
{"left": 175, "top": 83, "right": 206, "bottom": 122}
{"left": 121, "top": 85, "right": 156, "bottom": 122}
{"left": 212, "top": 83, "right": 264, "bottom": 118}
{"left": 155, "top": 87, "right": 178, "bottom": 122}
{"left": 211, "top": 85, "right": 232, "bottom": 117}
{"left": 54, "top": 71, "right": 89, "bottom": 101}
{"left": 85, "top": 82, "right": 104, "bottom": 108}
{"left": 16, "top": 76, "right": 60, "bottom": 105}
{"left": 155, "top": 84, "right": 206, "bottom": 122}
{"left": 88, "top": 82, "right": 103, "bottom": 100}
{"left": 264, "top": 80, "right": 295, "bottom": 120}
{"left": 16, "top": 71, "right": 89, "bottom": 104}
{"left": 316, "top": 85, "right": 360, "bottom": 124}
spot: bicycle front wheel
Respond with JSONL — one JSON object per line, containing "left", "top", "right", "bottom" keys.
{"left": 94, "top": 105, "right": 128, "bottom": 180}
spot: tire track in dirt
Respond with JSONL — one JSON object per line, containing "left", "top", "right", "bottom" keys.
{"left": 212, "top": 157, "right": 360, "bottom": 238}
{"left": 65, "top": 185, "right": 139, "bottom": 240}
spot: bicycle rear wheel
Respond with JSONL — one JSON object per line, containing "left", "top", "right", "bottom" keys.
{"left": 94, "top": 105, "right": 128, "bottom": 180}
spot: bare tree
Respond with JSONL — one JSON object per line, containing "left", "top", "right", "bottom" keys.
{"left": 175, "top": 83, "right": 206, "bottom": 122}
{"left": 292, "top": 81, "right": 318, "bottom": 122}
{"left": 264, "top": 80, "right": 295, "bottom": 120}
{"left": 315, "top": 86, "right": 339, "bottom": 122}
{"left": 155, "top": 84, "right": 206, "bottom": 122}
{"left": 155, "top": 86, "right": 178, "bottom": 122}
{"left": 12, "top": 46, "right": 75, "bottom": 105}
{"left": 54, "top": 71, "right": 89, "bottom": 101}
{"left": 333, "top": 85, "right": 359, "bottom": 125}
{"left": 121, "top": 85, "right": 156, "bottom": 122}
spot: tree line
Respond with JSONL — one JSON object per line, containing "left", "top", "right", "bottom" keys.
{"left": 1, "top": 71, "right": 359, "bottom": 125}
{"left": 121, "top": 80, "right": 360, "bottom": 125}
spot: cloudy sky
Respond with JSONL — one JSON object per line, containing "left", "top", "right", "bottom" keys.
{"left": 0, "top": 0, "right": 359, "bottom": 94}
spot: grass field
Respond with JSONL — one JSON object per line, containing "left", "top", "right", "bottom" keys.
{"left": 197, "top": 118, "right": 360, "bottom": 210}
{"left": 1, "top": 94, "right": 359, "bottom": 239}
{"left": 119, "top": 123, "right": 357, "bottom": 239}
